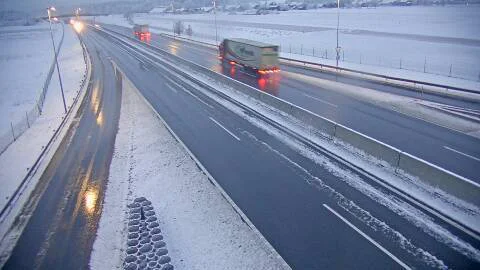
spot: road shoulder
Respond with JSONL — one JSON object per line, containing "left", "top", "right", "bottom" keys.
{"left": 90, "top": 68, "right": 290, "bottom": 270}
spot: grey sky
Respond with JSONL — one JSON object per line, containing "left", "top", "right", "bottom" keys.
{"left": 1, "top": 0, "right": 114, "bottom": 13}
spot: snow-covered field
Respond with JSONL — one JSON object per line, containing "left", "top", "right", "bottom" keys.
{"left": 0, "top": 24, "right": 86, "bottom": 224}
{"left": 133, "top": 5, "right": 480, "bottom": 81}
{"left": 0, "top": 22, "right": 63, "bottom": 144}
{"left": 90, "top": 71, "right": 289, "bottom": 269}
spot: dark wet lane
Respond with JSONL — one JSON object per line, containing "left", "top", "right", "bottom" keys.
{"left": 3, "top": 33, "right": 122, "bottom": 269}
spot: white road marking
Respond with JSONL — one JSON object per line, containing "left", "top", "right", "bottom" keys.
{"left": 209, "top": 117, "right": 241, "bottom": 141}
{"left": 323, "top": 204, "right": 412, "bottom": 270}
{"left": 165, "top": 83, "right": 177, "bottom": 93}
{"left": 444, "top": 146, "right": 480, "bottom": 162}
{"left": 302, "top": 93, "right": 338, "bottom": 108}
{"left": 117, "top": 45, "right": 149, "bottom": 66}
{"left": 163, "top": 76, "right": 214, "bottom": 109}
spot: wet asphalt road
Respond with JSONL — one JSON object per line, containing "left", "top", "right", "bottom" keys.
{"left": 2, "top": 25, "right": 479, "bottom": 270}
{"left": 87, "top": 28, "right": 479, "bottom": 269}
{"left": 101, "top": 24, "right": 480, "bottom": 183}
{"left": 3, "top": 34, "right": 121, "bottom": 269}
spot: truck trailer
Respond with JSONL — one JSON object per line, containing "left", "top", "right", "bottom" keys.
{"left": 219, "top": 38, "right": 280, "bottom": 75}
{"left": 133, "top": 24, "right": 151, "bottom": 41}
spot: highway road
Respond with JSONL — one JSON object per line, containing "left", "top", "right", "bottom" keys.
{"left": 3, "top": 34, "right": 122, "bottom": 269}
{"left": 102, "top": 24, "right": 480, "bottom": 184}
{"left": 93, "top": 27, "right": 479, "bottom": 268}
{"left": 2, "top": 25, "right": 478, "bottom": 269}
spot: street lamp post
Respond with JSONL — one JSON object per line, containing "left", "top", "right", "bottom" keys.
{"left": 213, "top": 0, "right": 218, "bottom": 46}
{"left": 47, "top": 7, "right": 67, "bottom": 114}
{"left": 336, "top": 0, "right": 341, "bottom": 67}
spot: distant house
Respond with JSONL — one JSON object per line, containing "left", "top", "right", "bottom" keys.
{"left": 149, "top": 6, "right": 168, "bottom": 14}
{"left": 200, "top": 6, "right": 214, "bottom": 13}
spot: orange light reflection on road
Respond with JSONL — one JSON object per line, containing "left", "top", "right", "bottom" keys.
{"left": 96, "top": 110, "right": 104, "bottom": 126}
{"left": 84, "top": 187, "right": 98, "bottom": 215}
{"left": 168, "top": 42, "right": 179, "bottom": 55}
{"left": 258, "top": 78, "right": 266, "bottom": 90}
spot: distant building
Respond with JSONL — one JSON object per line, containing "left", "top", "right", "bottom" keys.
{"left": 149, "top": 6, "right": 168, "bottom": 14}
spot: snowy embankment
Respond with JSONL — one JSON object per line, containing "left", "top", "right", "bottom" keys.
{"left": 125, "top": 5, "right": 480, "bottom": 90}
{"left": 90, "top": 71, "right": 289, "bottom": 270}
{"left": 0, "top": 24, "right": 86, "bottom": 220}
{"left": 0, "top": 23, "right": 62, "bottom": 137}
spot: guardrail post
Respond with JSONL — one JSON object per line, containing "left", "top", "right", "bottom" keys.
{"left": 394, "top": 153, "right": 401, "bottom": 173}
{"left": 11, "top": 122, "right": 15, "bottom": 141}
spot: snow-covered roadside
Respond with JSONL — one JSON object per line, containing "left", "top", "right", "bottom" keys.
{"left": 90, "top": 70, "right": 290, "bottom": 270}
{"left": 0, "top": 25, "right": 86, "bottom": 220}
{"left": 0, "top": 22, "right": 63, "bottom": 135}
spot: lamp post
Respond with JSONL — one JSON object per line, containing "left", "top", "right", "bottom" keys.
{"left": 75, "top": 8, "right": 81, "bottom": 20}
{"left": 213, "top": 0, "right": 218, "bottom": 46}
{"left": 336, "top": 0, "right": 341, "bottom": 67}
{"left": 47, "top": 7, "right": 67, "bottom": 114}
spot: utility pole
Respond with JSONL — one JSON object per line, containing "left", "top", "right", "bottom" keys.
{"left": 213, "top": 0, "right": 218, "bottom": 46}
{"left": 47, "top": 7, "right": 67, "bottom": 114}
{"left": 336, "top": 0, "right": 340, "bottom": 67}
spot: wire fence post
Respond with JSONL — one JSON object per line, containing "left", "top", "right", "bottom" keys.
{"left": 325, "top": 49, "right": 328, "bottom": 59}
{"left": 301, "top": 44, "right": 303, "bottom": 55}
{"left": 449, "top": 64, "right": 452, "bottom": 77}
{"left": 400, "top": 58, "right": 402, "bottom": 69}
{"left": 289, "top": 44, "right": 291, "bottom": 54}
{"left": 342, "top": 50, "right": 344, "bottom": 61}
{"left": 26, "top": 112, "right": 30, "bottom": 128}
{"left": 313, "top": 47, "right": 315, "bottom": 56}
{"left": 10, "top": 122, "right": 15, "bottom": 141}
{"left": 360, "top": 53, "right": 362, "bottom": 64}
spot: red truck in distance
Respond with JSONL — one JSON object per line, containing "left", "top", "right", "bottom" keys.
{"left": 133, "top": 24, "right": 151, "bottom": 42}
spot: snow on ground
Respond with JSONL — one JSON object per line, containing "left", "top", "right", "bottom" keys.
{"left": 90, "top": 71, "right": 289, "bottom": 270}
{"left": 168, "top": 60, "right": 480, "bottom": 264}
{"left": 106, "top": 36, "right": 480, "bottom": 265}
{"left": 0, "top": 23, "right": 86, "bottom": 218}
{"left": 130, "top": 5, "right": 480, "bottom": 82}
{"left": 0, "top": 22, "right": 63, "bottom": 136}
{"left": 91, "top": 14, "right": 131, "bottom": 28}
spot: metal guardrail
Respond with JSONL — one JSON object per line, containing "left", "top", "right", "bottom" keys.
{"left": 156, "top": 32, "right": 480, "bottom": 97}
{"left": 0, "top": 31, "right": 92, "bottom": 223}
{"left": 279, "top": 57, "right": 480, "bottom": 95}
{"left": 103, "top": 27, "right": 480, "bottom": 208}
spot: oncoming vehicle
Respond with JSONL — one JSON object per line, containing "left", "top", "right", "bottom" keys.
{"left": 219, "top": 38, "right": 280, "bottom": 77}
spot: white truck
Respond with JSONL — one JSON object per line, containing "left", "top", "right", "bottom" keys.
{"left": 219, "top": 38, "right": 280, "bottom": 75}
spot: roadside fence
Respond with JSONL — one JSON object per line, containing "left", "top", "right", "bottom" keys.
{"left": 0, "top": 23, "right": 65, "bottom": 155}
{"left": 279, "top": 43, "right": 479, "bottom": 82}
